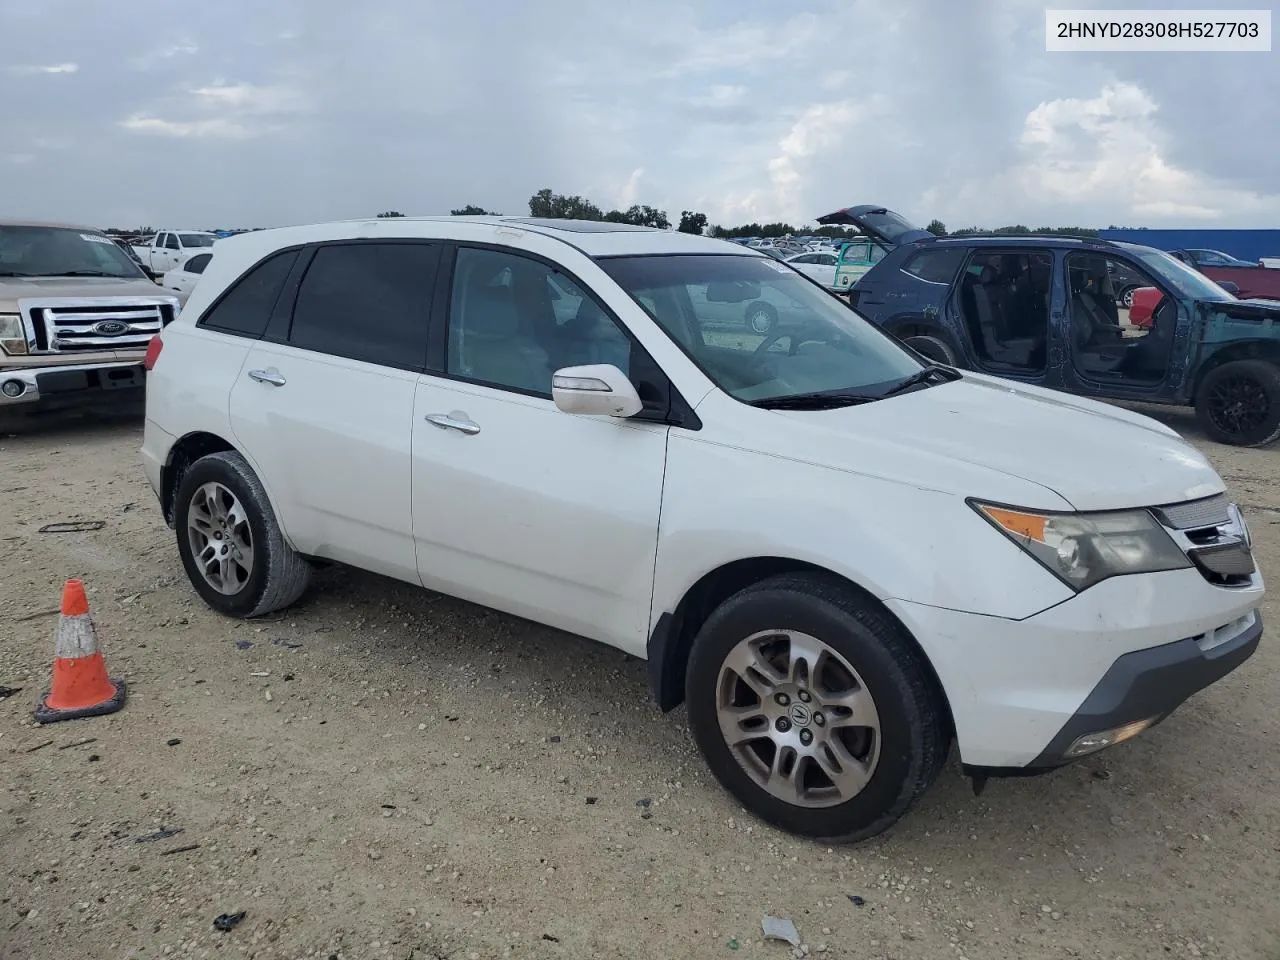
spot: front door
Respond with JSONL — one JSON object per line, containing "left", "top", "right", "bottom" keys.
{"left": 411, "top": 244, "right": 669, "bottom": 655}
{"left": 1061, "top": 250, "right": 1178, "bottom": 394}
{"left": 229, "top": 240, "right": 440, "bottom": 585}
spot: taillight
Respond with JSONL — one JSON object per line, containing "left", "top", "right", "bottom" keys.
{"left": 143, "top": 334, "right": 163, "bottom": 370}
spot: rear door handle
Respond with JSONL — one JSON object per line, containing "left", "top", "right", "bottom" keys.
{"left": 424, "top": 412, "right": 480, "bottom": 435}
{"left": 248, "top": 368, "right": 286, "bottom": 387}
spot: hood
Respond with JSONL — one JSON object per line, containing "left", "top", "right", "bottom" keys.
{"left": 0, "top": 275, "right": 166, "bottom": 312}
{"left": 814, "top": 204, "right": 933, "bottom": 247}
{"left": 741, "top": 372, "right": 1222, "bottom": 512}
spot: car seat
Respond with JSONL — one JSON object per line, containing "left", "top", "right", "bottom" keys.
{"left": 451, "top": 267, "right": 553, "bottom": 394}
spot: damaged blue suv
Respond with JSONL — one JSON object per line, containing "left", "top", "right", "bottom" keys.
{"left": 821, "top": 205, "right": 1280, "bottom": 447}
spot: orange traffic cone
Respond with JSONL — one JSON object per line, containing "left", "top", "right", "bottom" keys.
{"left": 33, "top": 579, "right": 126, "bottom": 724}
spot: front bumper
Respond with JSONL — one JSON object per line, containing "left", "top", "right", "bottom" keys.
{"left": 0, "top": 361, "right": 146, "bottom": 406}
{"left": 888, "top": 566, "right": 1265, "bottom": 768}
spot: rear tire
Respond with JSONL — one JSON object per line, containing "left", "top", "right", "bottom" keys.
{"left": 174, "top": 450, "right": 312, "bottom": 618}
{"left": 685, "top": 573, "right": 947, "bottom": 843}
{"left": 1194, "top": 359, "right": 1280, "bottom": 447}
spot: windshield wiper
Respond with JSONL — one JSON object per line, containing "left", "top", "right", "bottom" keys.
{"left": 881, "top": 364, "right": 960, "bottom": 398}
{"left": 55, "top": 270, "right": 122, "bottom": 277}
{"left": 750, "top": 391, "right": 878, "bottom": 410}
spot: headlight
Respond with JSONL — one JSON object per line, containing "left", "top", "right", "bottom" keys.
{"left": 972, "top": 501, "right": 1190, "bottom": 591}
{"left": 0, "top": 314, "right": 27, "bottom": 355}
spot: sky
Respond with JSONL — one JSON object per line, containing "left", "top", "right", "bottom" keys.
{"left": 2, "top": 0, "right": 1277, "bottom": 232}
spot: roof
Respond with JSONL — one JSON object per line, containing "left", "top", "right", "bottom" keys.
{"left": 209, "top": 215, "right": 760, "bottom": 260}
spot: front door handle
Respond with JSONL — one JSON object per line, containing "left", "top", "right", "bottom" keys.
{"left": 248, "top": 368, "right": 286, "bottom": 387}
{"left": 424, "top": 412, "right": 480, "bottom": 435}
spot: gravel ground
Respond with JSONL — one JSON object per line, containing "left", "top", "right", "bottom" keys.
{"left": 2, "top": 402, "right": 1278, "bottom": 960}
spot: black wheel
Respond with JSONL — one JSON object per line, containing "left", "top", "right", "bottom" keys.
{"left": 901, "top": 332, "right": 960, "bottom": 367}
{"left": 174, "top": 450, "right": 312, "bottom": 617}
{"left": 745, "top": 302, "right": 777, "bottom": 335}
{"left": 685, "top": 573, "right": 948, "bottom": 843}
{"left": 1194, "top": 360, "right": 1280, "bottom": 447}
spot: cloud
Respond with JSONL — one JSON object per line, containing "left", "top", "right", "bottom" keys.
{"left": 9, "top": 62, "right": 78, "bottom": 74}
{"left": 617, "top": 168, "right": 646, "bottom": 209}
{"left": 119, "top": 115, "right": 252, "bottom": 139}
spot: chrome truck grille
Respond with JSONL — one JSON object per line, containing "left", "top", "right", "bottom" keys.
{"left": 17, "top": 297, "right": 179, "bottom": 354}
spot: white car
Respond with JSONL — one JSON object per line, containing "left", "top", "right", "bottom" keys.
{"left": 785, "top": 250, "right": 840, "bottom": 289}
{"left": 160, "top": 252, "right": 213, "bottom": 306}
{"left": 140, "top": 216, "right": 1264, "bottom": 842}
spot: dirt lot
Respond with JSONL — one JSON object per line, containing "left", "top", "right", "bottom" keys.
{"left": 2, "top": 402, "right": 1279, "bottom": 960}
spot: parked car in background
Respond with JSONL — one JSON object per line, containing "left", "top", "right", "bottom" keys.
{"left": 784, "top": 250, "right": 840, "bottom": 289}
{"left": 132, "top": 230, "right": 218, "bottom": 278}
{"left": 160, "top": 252, "right": 213, "bottom": 306}
{"left": 0, "top": 220, "right": 178, "bottom": 411}
{"left": 142, "top": 215, "right": 1262, "bottom": 842}
{"left": 1169, "top": 248, "right": 1280, "bottom": 301}
{"left": 112, "top": 236, "right": 160, "bottom": 281}
{"left": 850, "top": 230, "right": 1280, "bottom": 446}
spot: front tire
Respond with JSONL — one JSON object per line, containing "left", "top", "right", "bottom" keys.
{"left": 685, "top": 574, "right": 948, "bottom": 843}
{"left": 174, "top": 450, "right": 312, "bottom": 617}
{"left": 1194, "top": 359, "right": 1280, "bottom": 447}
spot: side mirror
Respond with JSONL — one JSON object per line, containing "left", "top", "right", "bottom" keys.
{"left": 551, "top": 364, "right": 643, "bottom": 418}
{"left": 1218, "top": 280, "right": 1239, "bottom": 296}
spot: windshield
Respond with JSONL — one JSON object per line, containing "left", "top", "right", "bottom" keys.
{"left": 179, "top": 233, "right": 217, "bottom": 248}
{"left": 0, "top": 225, "right": 147, "bottom": 279}
{"left": 1129, "top": 247, "right": 1237, "bottom": 302}
{"left": 597, "top": 254, "right": 925, "bottom": 403}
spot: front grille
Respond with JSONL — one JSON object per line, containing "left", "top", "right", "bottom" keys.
{"left": 1152, "top": 494, "right": 1230, "bottom": 530}
{"left": 20, "top": 298, "right": 177, "bottom": 354}
{"left": 1154, "top": 494, "right": 1255, "bottom": 588}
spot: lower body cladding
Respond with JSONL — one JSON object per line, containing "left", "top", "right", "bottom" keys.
{"left": 0, "top": 362, "right": 146, "bottom": 408}
{"left": 888, "top": 567, "right": 1264, "bottom": 772}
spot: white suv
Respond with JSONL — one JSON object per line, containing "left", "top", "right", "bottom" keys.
{"left": 141, "top": 216, "right": 1264, "bottom": 841}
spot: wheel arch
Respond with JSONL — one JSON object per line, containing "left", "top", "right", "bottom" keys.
{"left": 883, "top": 317, "right": 966, "bottom": 366}
{"left": 160, "top": 431, "right": 238, "bottom": 527}
{"left": 646, "top": 556, "right": 956, "bottom": 738}
{"left": 1191, "top": 340, "right": 1280, "bottom": 398}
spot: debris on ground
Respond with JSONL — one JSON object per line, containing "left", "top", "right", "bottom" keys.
{"left": 727, "top": 937, "right": 740, "bottom": 950}
{"left": 24, "top": 740, "right": 54, "bottom": 754}
{"left": 233, "top": 640, "right": 254, "bottom": 650}
{"left": 213, "top": 911, "right": 246, "bottom": 932}
{"left": 271, "top": 638, "right": 302, "bottom": 649}
{"left": 161, "top": 843, "right": 201, "bottom": 856}
{"left": 58, "top": 738, "right": 96, "bottom": 750}
{"left": 136, "top": 828, "right": 183, "bottom": 844}
{"left": 166, "top": 738, "right": 182, "bottom": 746}
{"left": 38, "top": 520, "right": 106, "bottom": 533}
{"left": 636, "top": 798, "right": 652, "bottom": 807}
{"left": 762, "top": 915, "right": 802, "bottom": 947}
{"left": 847, "top": 895, "right": 866, "bottom": 906}
{"left": 13, "top": 608, "right": 59, "bottom": 623}
{"left": 0, "top": 684, "right": 22, "bottom": 698}
{"left": 585, "top": 797, "right": 598, "bottom": 804}
{"left": 540, "top": 934, "right": 559, "bottom": 943}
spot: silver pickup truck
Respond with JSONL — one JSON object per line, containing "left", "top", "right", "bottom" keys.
{"left": 1, "top": 220, "right": 179, "bottom": 411}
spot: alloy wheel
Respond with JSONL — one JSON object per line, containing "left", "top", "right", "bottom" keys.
{"left": 187, "top": 481, "right": 254, "bottom": 595}
{"left": 1207, "top": 375, "right": 1270, "bottom": 440}
{"left": 716, "top": 629, "right": 881, "bottom": 808}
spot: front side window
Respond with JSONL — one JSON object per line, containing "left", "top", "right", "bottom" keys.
{"left": 598, "top": 254, "right": 924, "bottom": 404}
{"left": 0, "top": 225, "right": 148, "bottom": 279}
{"left": 289, "top": 242, "right": 437, "bottom": 370}
{"left": 185, "top": 254, "right": 212, "bottom": 275}
{"left": 447, "top": 247, "right": 631, "bottom": 396}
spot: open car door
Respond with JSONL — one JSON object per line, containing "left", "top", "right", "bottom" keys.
{"left": 815, "top": 205, "right": 933, "bottom": 247}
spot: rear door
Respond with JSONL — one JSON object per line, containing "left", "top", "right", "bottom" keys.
{"left": 228, "top": 240, "right": 440, "bottom": 585}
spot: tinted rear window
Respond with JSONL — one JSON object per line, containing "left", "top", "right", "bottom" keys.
{"left": 901, "top": 248, "right": 966, "bottom": 284}
{"left": 199, "top": 250, "right": 298, "bottom": 337}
